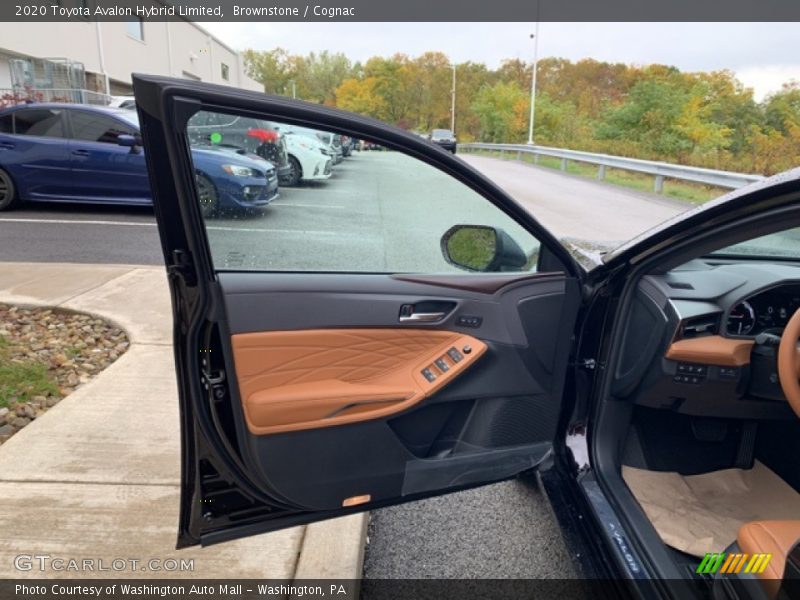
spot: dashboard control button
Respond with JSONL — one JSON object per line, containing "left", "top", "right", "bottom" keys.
{"left": 677, "top": 363, "right": 708, "bottom": 379}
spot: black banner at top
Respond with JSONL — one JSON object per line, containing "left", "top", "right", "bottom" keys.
{"left": 3, "top": 0, "right": 800, "bottom": 22}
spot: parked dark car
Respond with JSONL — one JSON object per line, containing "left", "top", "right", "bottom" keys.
{"left": 341, "top": 135, "right": 355, "bottom": 157}
{"left": 430, "top": 128, "right": 457, "bottom": 153}
{"left": 186, "top": 112, "right": 292, "bottom": 185}
{"left": 0, "top": 104, "right": 279, "bottom": 215}
{"left": 134, "top": 74, "right": 800, "bottom": 600}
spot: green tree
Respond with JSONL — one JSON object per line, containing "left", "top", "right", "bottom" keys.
{"left": 472, "top": 81, "right": 527, "bottom": 142}
{"left": 242, "top": 48, "right": 294, "bottom": 95}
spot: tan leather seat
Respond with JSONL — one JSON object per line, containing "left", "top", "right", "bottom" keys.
{"left": 737, "top": 520, "right": 800, "bottom": 597}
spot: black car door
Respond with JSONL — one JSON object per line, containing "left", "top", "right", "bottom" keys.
{"left": 132, "top": 74, "right": 584, "bottom": 547}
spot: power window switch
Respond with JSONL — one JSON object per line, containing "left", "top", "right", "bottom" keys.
{"left": 421, "top": 368, "right": 437, "bottom": 383}
{"left": 447, "top": 347, "right": 464, "bottom": 363}
{"left": 435, "top": 358, "right": 450, "bottom": 372}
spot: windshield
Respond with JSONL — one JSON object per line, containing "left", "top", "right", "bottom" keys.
{"left": 712, "top": 230, "right": 800, "bottom": 260}
{"left": 432, "top": 129, "right": 453, "bottom": 138}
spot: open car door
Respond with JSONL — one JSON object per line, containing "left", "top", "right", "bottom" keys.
{"left": 132, "top": 74, "right": 585, "bottom": 547}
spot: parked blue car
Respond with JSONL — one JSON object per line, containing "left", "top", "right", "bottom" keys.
{"left": 0, "top": 103, "right": 279, "bottom": 216}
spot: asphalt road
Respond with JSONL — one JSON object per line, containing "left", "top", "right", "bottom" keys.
{"left": 0, "top": 151, "right": 695, "bottom": 579}
{"left": 462, "top": 154, "right": 686, "bottom": 243}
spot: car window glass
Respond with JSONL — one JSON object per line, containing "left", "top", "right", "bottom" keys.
{"left": 188, "top": 113, "right": 272, "bottom": 154}
{"left": 0, "top": 114, "right": 12, "bottom": 134}
{"left": 184, "top": 108, "right": 542, "bottom": 274}
{"left": 12, "top": 108, "right": 65, "bottom": 138}
{"left": 70, "top": 112, "right": 137, "bottom": 144}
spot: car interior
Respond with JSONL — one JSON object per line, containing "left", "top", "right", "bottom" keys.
{"left": 595, "top": 228, "right": 800, "bottom": 598}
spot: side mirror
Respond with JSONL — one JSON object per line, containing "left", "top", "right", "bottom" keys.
{"left": 441, "top": 225, "right": 528, "bottom": 272}
{"left": 117, "top": 134, "right": 137, "bottom": 147}
{"left": 117, "top": 134, "right": 143, "bottom": 152}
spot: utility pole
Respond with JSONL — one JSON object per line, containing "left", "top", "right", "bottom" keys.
{"left": 291, "top": 80, "right": 296, "bottom": 99}
{"left": 450, "top": 63, "right": 456, "bottom": 132}
{"left": 526, "top": 22, "right": 540, "bottom": 145}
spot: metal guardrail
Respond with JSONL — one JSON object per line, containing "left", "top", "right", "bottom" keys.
{"left": 459, "top": 142, "right": 765, "bottom": 193}
{"left": 0, "top": 88, "right": 113, "bottom": 106}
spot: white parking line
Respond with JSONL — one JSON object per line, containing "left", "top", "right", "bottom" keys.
{"left": 0, "top": 217, "right": 339, "bottom": 236}
{"left": 271, "top": 202, "right": 345, "bottom": 208}
{"left": 286, "top": 187, "right": 359, "bottom": 195}
{"left": 0, "top": 217, "right": 156, "bottom": 227}
{"left": 207, "top": 226, "right": 338, "bottom": 235}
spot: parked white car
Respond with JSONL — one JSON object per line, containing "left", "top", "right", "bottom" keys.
{"left": 280, "top": 125, "right": 343, "bottom": 165}
{"left": 282, "top": 133, "right": 333, "bottom": 185}
{"left": 108, "top": 95, "right": 136, "bottom": 109}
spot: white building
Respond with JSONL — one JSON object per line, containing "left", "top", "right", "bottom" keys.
{"left": 0, "top": 15, "right": 261, "bottom": 100}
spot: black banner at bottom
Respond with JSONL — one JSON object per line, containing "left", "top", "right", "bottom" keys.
{"left": 1, "top": 578, "right": 785, "bottom": 600}
{"left": 0, "top": 578, "right": 701, "bottom": 600}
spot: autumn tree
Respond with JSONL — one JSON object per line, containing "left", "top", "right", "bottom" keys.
{"left": 334, "top": 77, "right": 387, "bottom": 119}
{"left": 241, "top": 47, "right": 800, "bottom": 175}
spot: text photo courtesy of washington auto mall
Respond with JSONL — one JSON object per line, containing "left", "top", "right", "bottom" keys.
{"left": 2, "top": 2, "right": 800, "bottom": 600}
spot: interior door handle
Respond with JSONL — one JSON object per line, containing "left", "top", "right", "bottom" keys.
{"left": 399, "top": 312, "right": 447, "bottom": 323}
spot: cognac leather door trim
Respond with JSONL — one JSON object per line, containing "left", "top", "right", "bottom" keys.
{"left": 231, "top": 328, "right": 487, "bottom": 435}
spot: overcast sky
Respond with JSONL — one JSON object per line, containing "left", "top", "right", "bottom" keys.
{"left": 203, "top": 22, "right": 799, "bottom": 101}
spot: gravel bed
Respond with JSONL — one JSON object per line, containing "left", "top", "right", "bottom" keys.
{"left": 0, "top": 303, "right": 129, "bottom": 444}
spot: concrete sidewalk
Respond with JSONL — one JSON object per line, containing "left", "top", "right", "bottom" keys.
{"left": 0, "top": 262, "right": 367, "bottom": 579}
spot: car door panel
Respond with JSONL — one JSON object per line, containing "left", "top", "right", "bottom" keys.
{"left": 232, "top": 329, "right": 488, "bottom": 435}
{"left": 131, "top": 74, "right": 584, "bottom": 546}
{"left": 12, "top": 136, "right": 73, "bottom": 199}
{"left": 68, "top": 141, "right": 150, "bottom": 203}
{"left": 205, "top": 272, "right": 579, "bottom": 514}
{"left": 67, "top": 110, "right": 151, "bottom": 204}
{"left": 0, "top": 106, "right": 72, "bottom": 200}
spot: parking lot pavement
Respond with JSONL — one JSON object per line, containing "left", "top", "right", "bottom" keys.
{"left": 0, "top": 150, "right": 689, "bottom": 267}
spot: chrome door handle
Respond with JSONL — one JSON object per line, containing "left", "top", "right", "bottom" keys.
{"left": 399, "top": 312, "right": 446, "bottom": 323}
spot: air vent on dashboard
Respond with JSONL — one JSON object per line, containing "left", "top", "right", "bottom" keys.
{"left": 680, "top": 314, "right": 720, "bottom": 338}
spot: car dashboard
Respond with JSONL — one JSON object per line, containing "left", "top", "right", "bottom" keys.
{"left": 616, "top": 259, "right": 800, "bottom": 420}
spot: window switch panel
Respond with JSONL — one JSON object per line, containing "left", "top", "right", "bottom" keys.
{"left": 447, "top": 347, "right": 463, "bottom": 363}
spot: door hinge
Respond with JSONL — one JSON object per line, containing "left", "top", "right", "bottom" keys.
{"left": 201, "top": 360, "right": 227, "bottom": 402}
{"left": 167, "top": 249, "right": 197, "bottom": 286}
